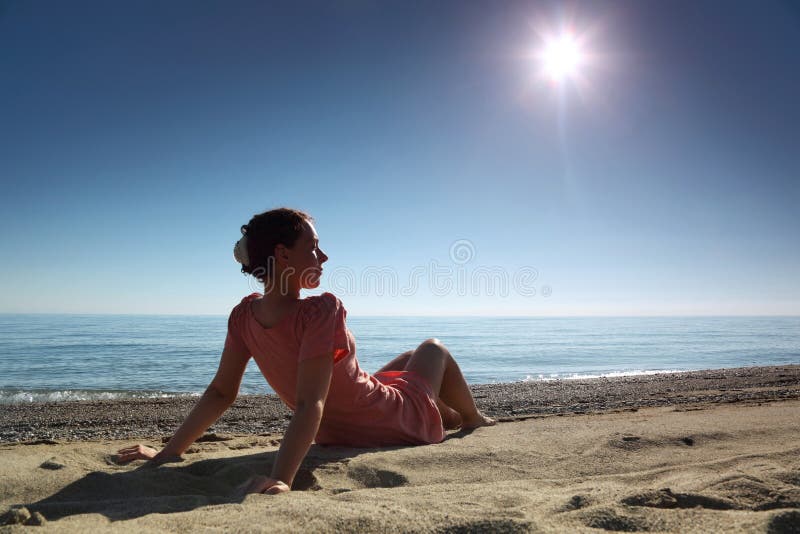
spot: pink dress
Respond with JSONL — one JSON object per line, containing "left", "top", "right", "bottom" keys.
{"left": 224, "top": 292, "right": 445, "bottom": 448}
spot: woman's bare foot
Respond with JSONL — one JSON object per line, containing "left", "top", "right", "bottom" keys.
{"left": 461, "top": 413, "right": 496, "bottom": 430}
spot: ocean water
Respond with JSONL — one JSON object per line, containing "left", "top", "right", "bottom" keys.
{"left": 1, "top": 314, "right": 798, "bottom": 404}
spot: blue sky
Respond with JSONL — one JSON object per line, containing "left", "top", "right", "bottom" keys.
{"left": 1, "top": 0, "right": 798, "bottom": 316}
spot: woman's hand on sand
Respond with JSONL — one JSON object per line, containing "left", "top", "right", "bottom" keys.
{"left": 116, "top": 444, "right": 158, "bottom": 463}
{"left": 115, "top": 445, "right": 182, "bottom": 465}
{"left": 236, "top": 475, "right": 290, "bottom": 496}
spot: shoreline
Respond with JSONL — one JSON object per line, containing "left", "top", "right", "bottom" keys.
{"left": 2, "top": 364, "right": 798, "bottom": 444}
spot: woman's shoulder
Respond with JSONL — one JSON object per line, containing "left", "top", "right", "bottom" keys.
{"left": 300, "top": 292, "right": 345, "bottom": 320}
{"left": 229, "top": 293, "right": 262, "bottom": 316}
{"left": 304, "top": 292, "right": 342, "bottom": 306}
{"left": 235, "top": 293, "right": 262, "bottom": 307}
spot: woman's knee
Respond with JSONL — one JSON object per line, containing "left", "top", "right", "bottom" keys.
{"left": 416, "top": 338, "right": 449, "bottom": 356}
{"left": 407, "top": 339, "right": 449, "bottom": 392}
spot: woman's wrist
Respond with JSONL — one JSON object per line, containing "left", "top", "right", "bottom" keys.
{"left": 152, "top": 450, "right": 183, "bottom": 465}
{"left": 158, "top": 436, "right": 190, "bottom": 461}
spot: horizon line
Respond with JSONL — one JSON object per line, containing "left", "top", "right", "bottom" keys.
{"left": 1, "top": 312, "right": 798, "bottom": 319}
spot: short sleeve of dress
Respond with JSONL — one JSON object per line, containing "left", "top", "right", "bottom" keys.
{"left": 298, "top": 292, "right": 350, "bottom": 363}
{"left": 223, "top": 297, "right": 251, "bottom": 355}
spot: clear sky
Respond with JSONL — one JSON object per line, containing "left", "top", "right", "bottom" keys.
{"left": 1, "top": 0, "right": 798, "bottom": 316}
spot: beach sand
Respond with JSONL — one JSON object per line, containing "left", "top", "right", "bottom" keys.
{"left": 2, "top": 365, "right": 799, "bottom": 532}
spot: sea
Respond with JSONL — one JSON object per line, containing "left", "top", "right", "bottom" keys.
{"left": 1, "top": 314, "right": 798, "bottom": 404}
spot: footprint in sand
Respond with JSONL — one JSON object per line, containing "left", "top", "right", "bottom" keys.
{"left": 609, "top": 435, "right": 653, "bottom": 452}
{"left": 622, "top": 479, "right": 800, "bottom": 513}
{"left": 709, "top": 476, "right": 800, "bottom": 511}
{"left": 291, "top": 468, "right": 321, "bottom": 491}
{"left": 435, "top": 519, "right": 533, "bottom": 533}
{"left": 776, "top": 470, "right": 800, "bottom": 488}
{"left": 347, "top": 465, "right": 408, "bottom": 489}
{"left": 579, "top": 507, "right": 650, "bottom": 532}
{"left": 622, "top": 488, "right": 736, "bottom": 510}
{"left": 559, "top": 494, "right": 592, "bottom": 512}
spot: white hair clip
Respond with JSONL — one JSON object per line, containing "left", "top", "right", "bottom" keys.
{"left": 233, "top": 236, "right": 250, "bottom": 267}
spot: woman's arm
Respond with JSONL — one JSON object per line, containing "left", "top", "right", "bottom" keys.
{"left": 271, "top": 354, "right": 333, "bottom": 484}
{"left": 239, "top": 354, "right": 333, "bottom": 494}
{"left": 157, "top": 384, "right": 236, "bottom": 458}
{"left": 116, "top": 345, "right": 250, "bottom": 463}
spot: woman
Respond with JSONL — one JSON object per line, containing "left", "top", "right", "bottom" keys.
{"left": 117, "top": 208, "right": 494, "bottom": 495}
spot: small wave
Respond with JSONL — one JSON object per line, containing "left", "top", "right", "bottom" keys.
{"left": 522, "top": 369, "right": 687, "bottom": 382}
{"left": 0, "top": 389, "right": 201, "bottom": 404}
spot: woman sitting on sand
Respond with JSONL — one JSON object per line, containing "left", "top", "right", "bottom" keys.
{"left": 117, "top": 208, "right": 494, "bottom": 494}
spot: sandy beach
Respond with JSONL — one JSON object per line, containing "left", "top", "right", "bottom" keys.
{"left": 2, "top": 365, "right": 799, "bottom": 532}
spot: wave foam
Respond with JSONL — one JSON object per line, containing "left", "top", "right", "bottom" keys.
{"left": 522, "top": 369, "right": 687, "bottom": 382}
{"left": 0, "top": 389, "right": 201, "bottom": 404}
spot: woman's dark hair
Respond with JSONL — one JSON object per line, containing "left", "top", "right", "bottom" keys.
{"left": 240, "top": 207, "right": 313, "bottom": 282}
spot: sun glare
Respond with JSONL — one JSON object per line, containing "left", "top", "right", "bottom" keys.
{"left": 540, "top": 32, "right": 585, "bottom": 82}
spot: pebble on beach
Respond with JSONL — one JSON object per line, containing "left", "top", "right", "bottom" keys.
{"left": 39, "top": 458, "right": 66, "bottom": 470}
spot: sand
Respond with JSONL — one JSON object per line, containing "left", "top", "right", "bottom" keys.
{"left": 2, "top": 366, "right": 799, "bottom": 532}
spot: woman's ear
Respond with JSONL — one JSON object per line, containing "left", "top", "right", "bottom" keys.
{"left": 274, "top": 243, "right": 290, "bottom": 265}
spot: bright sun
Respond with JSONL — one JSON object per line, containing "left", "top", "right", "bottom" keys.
{"left": 540, "top": 32, "right": 584, "bottom": 82}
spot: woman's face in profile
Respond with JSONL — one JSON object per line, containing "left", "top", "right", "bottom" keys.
{"left": 287, "top": 221, "right": 328, "bottom": 289}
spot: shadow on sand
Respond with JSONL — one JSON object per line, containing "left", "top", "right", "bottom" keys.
{"left": 22, "top": 445, "right": 358, "bottom": 522}
{"left": 20, "top": 431, "right": 475, "bottom": 523}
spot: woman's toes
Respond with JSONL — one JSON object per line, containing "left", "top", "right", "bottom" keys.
{"left": 462, "top": 414, "right": 496, "bottom": 430}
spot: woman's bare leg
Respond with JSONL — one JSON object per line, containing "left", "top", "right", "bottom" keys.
{"left": 404, "top": 338, "right": 495, "bottom": 430}
{"left": 377, "top": 349, "right": 463, "bottom": 430}
{"left": 376, "top": 350, "right": 413, "bottom": 374}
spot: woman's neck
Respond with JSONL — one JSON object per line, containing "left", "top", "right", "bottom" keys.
{"left": 261, "top": 282, "right": 301, "bottom": 303}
